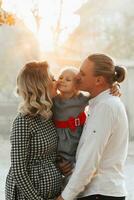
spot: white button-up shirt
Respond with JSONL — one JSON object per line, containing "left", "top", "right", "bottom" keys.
{"left": 62, "top": 89, "right": 129, "bottom": 200}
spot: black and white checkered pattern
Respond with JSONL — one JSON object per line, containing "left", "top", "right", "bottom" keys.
{"left": 5, "top": 113, "right": 62, "bottom": 200}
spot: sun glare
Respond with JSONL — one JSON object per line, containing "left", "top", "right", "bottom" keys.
{"left": 2, "top": 0, "right": 86, "bottom": 52}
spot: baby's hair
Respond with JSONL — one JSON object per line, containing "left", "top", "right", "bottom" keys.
{"left": 59, "top": 66, "right": 79, "bottom": 76}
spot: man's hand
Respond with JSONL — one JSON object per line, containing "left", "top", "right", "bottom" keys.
{"left": 57, "top": 159, "right": 73, "bottom": 176}
{"left": 56, "top": 195, "right": 64, "bottom": 200}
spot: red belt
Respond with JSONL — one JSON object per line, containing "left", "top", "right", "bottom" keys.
{"left": 54, "top": 112, "right": 86, "bottom": 132}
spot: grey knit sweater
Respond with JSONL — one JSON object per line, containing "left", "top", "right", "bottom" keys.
{"left": 53, "top": 93, "right": 89, "bottom": 162}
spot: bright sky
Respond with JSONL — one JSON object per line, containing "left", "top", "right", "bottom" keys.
{"left": 2, "top": 0, "right": 87, "bottom": 51}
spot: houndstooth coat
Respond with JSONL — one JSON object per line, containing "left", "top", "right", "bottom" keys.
{"left": 5, "top": 113, "right": 62, "bottom": 200}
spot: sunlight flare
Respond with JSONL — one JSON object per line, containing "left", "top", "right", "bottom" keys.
{"left": 2, "top": 0, "right": 86, "bottom": 52}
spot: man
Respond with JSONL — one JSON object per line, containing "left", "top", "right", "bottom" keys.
{"left": 57, "top": 53, "right": 128, "bottom": 200}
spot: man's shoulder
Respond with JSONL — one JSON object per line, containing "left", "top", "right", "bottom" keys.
{"left": 101, "top": 95, "right": 120, "bottom": 104}
{"left": 98, "top": 95, "right": 125, "bottom": 114}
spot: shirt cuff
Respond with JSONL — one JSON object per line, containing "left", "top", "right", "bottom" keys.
{"left": 62, "top": 186, "right": 77, "bottom": 200}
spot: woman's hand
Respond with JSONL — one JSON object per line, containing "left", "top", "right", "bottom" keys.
{"left": 57, "top": 159, "right": 73, "bottom": 176}
{"left": 110, "top": 82, "right": 121, "bottom": 97}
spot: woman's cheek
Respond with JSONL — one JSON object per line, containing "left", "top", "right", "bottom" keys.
{"left": 51, "top": 81, "right": 58, "bottom": 97}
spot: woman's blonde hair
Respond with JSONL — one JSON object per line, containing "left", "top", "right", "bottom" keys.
{"left": 17, "top": 61, "right": 53, "bottom": 119}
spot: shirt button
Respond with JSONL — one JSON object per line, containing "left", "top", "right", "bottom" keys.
{"left": 96, "top": 197, "right": 99, "bottom": 199}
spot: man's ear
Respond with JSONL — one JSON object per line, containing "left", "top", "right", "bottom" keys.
{"left": 96, "top": 76, "right": 105, "bottom": 86}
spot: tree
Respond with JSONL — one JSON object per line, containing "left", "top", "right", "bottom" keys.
{"left": 0, "top": 0, "right": 15, "bottom": 26}
{"left": 61, "top": 0, "right": 134, "bottom": 60}
{"left": 105, "top": 12, "right": 134, "bottom": 59}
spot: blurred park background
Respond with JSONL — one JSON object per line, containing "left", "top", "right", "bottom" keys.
{"left": 0, "top": 0, "right": 134, "bottom": 199}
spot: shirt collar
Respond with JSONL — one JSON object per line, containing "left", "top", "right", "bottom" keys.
{"left": 88, "top": 89, "right": 111, "bottom": 107}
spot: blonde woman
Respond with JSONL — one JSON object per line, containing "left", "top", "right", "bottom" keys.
{"left": 5, "top": 61, "right": 62, "bottom": 200}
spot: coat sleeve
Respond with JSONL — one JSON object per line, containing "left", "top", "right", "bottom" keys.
{"left": 10, "top": 115, "right": 43, "bottom": 200}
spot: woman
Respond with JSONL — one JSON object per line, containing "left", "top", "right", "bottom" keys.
{"left": 5, "top": 61, "right": 62, "bottom": 200}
